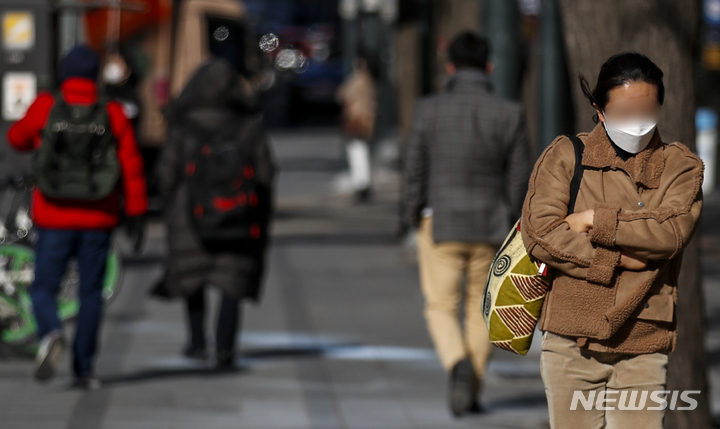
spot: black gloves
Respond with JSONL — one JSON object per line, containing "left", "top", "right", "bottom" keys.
{"left": 123, "top": 215, "right": 146, "bottom": 254}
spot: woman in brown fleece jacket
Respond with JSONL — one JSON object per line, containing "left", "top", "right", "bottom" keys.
{"left": 521, "top": 53, "right": 703, "bottom": 428}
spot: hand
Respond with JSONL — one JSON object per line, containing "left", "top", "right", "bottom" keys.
{"left": 565, "top": 209, "right": 594, "bottom": 233}
{"left": 123, "top": 215, "right": 146, "bottom": 254}
{"left": 619, "top": 249, "right": 648, "bottom": 271}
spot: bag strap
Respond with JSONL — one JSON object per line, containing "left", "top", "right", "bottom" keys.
{"left": 566, "top": 134, "right": 585, "bottom": 215}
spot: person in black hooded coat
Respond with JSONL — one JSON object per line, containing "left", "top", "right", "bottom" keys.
{"left": 156, "top": 59, "right": 276, "bottom": 367}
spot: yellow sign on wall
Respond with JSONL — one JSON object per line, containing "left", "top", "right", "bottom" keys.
{"left": 2, "top": 11, "right": 35, "bottom": 51}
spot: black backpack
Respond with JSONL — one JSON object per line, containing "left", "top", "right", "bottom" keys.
{"left": 35, "top": 94, "right": 120, "bottom": 201}
{"left": 184, "top": 119, "right": 268, "bottom": 248}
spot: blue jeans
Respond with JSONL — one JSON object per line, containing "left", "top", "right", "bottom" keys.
{"left": 30, "top": 228, "right": 111, "bottom": 377}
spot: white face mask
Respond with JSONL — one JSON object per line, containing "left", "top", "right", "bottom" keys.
{"left": 103, "top": 63, "right": 127, "bottom": 85}
{"left": 602, "top": 111, "right": 657, "bottom": 154}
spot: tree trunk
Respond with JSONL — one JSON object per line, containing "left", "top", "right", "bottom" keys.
{"left": 557, "top": 1, "right": 709, "bottom": 428}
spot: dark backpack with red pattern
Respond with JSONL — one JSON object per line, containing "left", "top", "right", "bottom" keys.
{"left": 184, "top": 119, "right": 267, "bottom": 249}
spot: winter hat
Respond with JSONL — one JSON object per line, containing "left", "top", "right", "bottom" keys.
{"left": 60, "top": 45, "right": 100, "bottom": 82}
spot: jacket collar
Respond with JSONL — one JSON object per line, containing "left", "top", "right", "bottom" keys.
{"left": 582, "top": 122, "right": 665, "bottom": 189}
{"left": 445, "top": 69, "right": 493, "bottom": 93}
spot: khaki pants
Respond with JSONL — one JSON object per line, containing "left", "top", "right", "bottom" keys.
{"left": 416, "top": 217, "right": 498, "bottom": 381}
{"left": 541, "top": 331, "right": 669, "bottom": 429}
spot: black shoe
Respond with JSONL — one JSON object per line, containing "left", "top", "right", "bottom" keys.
{"left": 71, "top": 376, "right": 102, "bottom": 391}
{"left": 355, "top": 188, "right": 371, "bottom": 203}
{"left": 449, "top": 358, "right": 477, "bottom": 418}
{"left": 216, "top": 351, "right": 236, "bottom": 369}
{"left": 34, "top": 331, "right": 65, "bottom": 382}
{"left": 183, "top": 346, "right": 209, "bottom": 361}
{"left": 468, "top": 400, "right": 485, "bottom": 414}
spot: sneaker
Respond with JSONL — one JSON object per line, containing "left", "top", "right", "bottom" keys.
{"left": 449, "top": 358, "right": 477, "bottom": 418}
{"left": 71, "top": 376, "right": 102, "bottom": 391}
{"left": 34, "top": 331, "right": 65, "bottom": 382}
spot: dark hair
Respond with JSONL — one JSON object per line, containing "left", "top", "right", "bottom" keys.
{"left": 580, "top": 52, "right": 664, "bottom": 123}
{"left": 448, "top": 32, "right": 490, "bottom": 70}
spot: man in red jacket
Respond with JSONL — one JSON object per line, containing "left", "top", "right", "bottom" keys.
{"left": 7, "top": 45, "right": 148, "bottom": 388}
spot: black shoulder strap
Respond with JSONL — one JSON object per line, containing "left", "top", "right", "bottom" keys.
{"left": 566, "top": 134, "right": 585, "bottom": 215}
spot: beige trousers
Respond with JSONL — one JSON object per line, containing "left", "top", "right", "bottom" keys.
{"left": 541, "top": 331, "right": 669, "bottom": 429}
{"left": 416, "top": 217, "right": 498, "bottom": 381}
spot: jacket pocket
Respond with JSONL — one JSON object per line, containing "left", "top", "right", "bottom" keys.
{"left": 635, "top": 293, "right": 674, "bottom": 323}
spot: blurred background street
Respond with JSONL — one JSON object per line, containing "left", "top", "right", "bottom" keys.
{"left": 2, "top": 0, "right": 720, "bottom": 428}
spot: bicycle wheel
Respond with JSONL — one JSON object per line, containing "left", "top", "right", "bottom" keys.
{"left": 0, "top": 293, "right": 36, "bottom": 348}
{"left": 102, "top": 245, "right": 123, "bottom": 303}
{"left": 0, "top": 244, "right": 37, "bottom": 345}
{"left": 0, "top": 242, "right": 124, "bottom": 343}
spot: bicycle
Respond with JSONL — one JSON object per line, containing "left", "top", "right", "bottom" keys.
{"left": 0, "top": 175, "right": 123, "bottom": 353}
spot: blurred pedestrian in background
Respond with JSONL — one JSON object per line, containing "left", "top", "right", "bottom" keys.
{"left": 6, "top": 45, "right": 148, "bottom": 389}
{"left": 403, "top": 32, "right": 532, "bottom": 417}
{"left": 102, "top": 50, "right": 143, "bottom": 135}
{"left": 522, "top": 52, "right": 703, "bottom": 429}
{"left": 336, "top": 47, "right": 379, "bottom": 202}
{"left": 156, "top": 59, "right": 276, "bottom": 369}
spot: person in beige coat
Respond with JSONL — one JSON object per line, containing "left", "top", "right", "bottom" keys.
{"left": 522, "top": 52, "right": 703, "bottom": 429}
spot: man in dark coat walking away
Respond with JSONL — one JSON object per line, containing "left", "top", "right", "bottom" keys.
{"left": 7, "top": 45, "right": 148, "bottom": 388}
{"left": 403, "top": 32, "right": 532, "bottom": 416}
{"left": 157, "top": 59, "right": 276, "bottom": 368}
